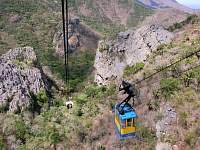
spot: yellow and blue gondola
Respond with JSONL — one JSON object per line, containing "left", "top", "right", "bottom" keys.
{"left": 115, "top": 103, "right": 137, "bottom": 140}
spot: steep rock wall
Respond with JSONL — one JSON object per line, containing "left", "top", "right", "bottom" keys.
{"left": 0, "top": 47, "right": 44, "bottom": 112}
{"left": 94, "top": 25, "right": 174, "bottom": 85}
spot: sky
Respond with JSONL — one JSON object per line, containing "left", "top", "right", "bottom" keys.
{"left": 176, "top": 0, "right": 200, "bottom": 9}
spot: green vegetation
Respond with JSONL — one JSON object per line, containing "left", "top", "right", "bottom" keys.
{"left": 168, "top": 14, "right": 198, "bottom": 32}
{"left": 0, "top": 136, "right": 6, "bottom": 150}
{"left": 0, "top": 84, "right": 117, "bottom": 149}
{"left": 81, "top": 16, "right": 125, "bottom": 39}
{"left": 179, "top": 112, "right": 188, "bottom": 128}
{"left": 147, "top": 100, "right": 160, "bottom": 111}
{"left": 68, "top": 0, "right": 153, "bottom": 37}
{"left": 173, "top": 87, "right": 198, "bottom": 107}
{"left": 160, "top": 77, "right": 180, "bottom": 98}
{"left": 127, "top": 1, "right": 154, "bottom": 27}
{"left": 98, "top": 40, "right": 109, "bottom": 52}
{"left": 124, "top": 62, "right": 145, "bottom": 76}
{"left": 137, "top": 126, "right": 156, "bottom": 149}
{"left": 74, "top": 84, "right": 116, "bottom": 117}
{"left": 185, "top": 130, "right": 198, "bottom": 147}
{"left": 69, "top": 51, "right": 95, "bottom": 91}
{"left": 15, "top": 120, "right": 28, "bottom": 142}
{"left": 0, "top": 0, "right": 41, "bottom": 15}
{"left": 68, "top": 0, "right": 78, "bottom": 7}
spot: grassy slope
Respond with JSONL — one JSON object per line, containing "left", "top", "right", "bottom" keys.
{"left": 69, "top": 0, "right": 154, "bottom": 38}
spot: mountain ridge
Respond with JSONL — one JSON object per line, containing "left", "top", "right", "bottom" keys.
{"left": 137, "top": 0, "right": 193, "bottom": 13}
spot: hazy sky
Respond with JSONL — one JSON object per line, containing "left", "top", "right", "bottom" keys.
{"left": 176, "top": 0, "right": 200, "bottom": 9}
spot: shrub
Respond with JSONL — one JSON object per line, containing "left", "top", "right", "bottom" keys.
{"left": 76, "top": 93, "right": 88, "bottom": 105}
{"left": 48, "top": 126, "right": 61, "bottom": 145}
{"left": 181, "top": 72, "right": 195, "bottom": 87}
{"left": 185, "top": 14, "right": 198, "bottom": 24}
{"left": 3, "top": 114, "right": 18, "bottom": 136}
{"left": 185, "top": 130, "right": 198, "bottom": 147}
{"left": 0, "top": 136, "right": 6, "bottom": 150}
{"left": 160, "top": 78, "right": 180, "bottom": 98}
{"left": 124, "top": 62, "right": 145, "bottom": 76}
{"left": 98, "top": 40, "right": 109, "bottom": 52}
{"left": 15, "top": 120, "right": 28, "bottom": 142}
{"left": 85, "top": 85, "right": 107, "bottom": 99}
{"left": 179, "top": 112, "right": 188, "bottom": 128}
{"left": 170, "top": 64, "right": 181, "bottom": 78}
{"left": 53, "top": 98, "right": 64, "bottom": 107}
{"left": 36, "top": 89, "right": 48, "bottom": 104}
{"left": 153, "top": 90, "right": 162, "bottom": 99}
{"left": 167, "top": 15, "right": 198, "bottom": 32}
{"left": 147, "top": 101, "right": 160, "bottom": 111}
{"left": 137, "top": 126, "right": 156, "bottom": 148}
{"left": 81, "top": 101, "right": 99, "bottom": 117}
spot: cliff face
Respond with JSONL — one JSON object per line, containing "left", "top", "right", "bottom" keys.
{"left": 53, "top": 18, "right": 101, "bottom": 57}
{"left": 0, "top": 47, "right": 44, "bottom": 112}
{"left": 94, "top": 25, "right": 174, "bottom": 85}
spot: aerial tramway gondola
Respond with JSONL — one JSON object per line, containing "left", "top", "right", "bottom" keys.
{"left": 114, "top": 80, "right": 140, "bottom": 140}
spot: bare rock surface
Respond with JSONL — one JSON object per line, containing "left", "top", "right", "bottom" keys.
{"left": 156, "top": 142, "right": 172, "bottom": 150}
{"left": 0, "top": 47, "right": 44, "bottom": 112}
{"left": 156, "top": 104, "right": 177, "bottom": 139}
{"left": 53, "top": 17, "right": 101, "bottom": 56}
{"left": 94, "top": 25, "right": 174, "bottom": 85}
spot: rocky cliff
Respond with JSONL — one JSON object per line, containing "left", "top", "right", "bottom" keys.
{"left": 94, "top": 25, "right": 174, "bottom": 85}
{"left": 53, "top": 18, "right": 101, "bottom": 57}
{"left": 0, "top": 47, "right": 45, "bottom": 112}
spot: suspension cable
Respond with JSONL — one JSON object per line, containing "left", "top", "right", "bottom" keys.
{"left": 61, "top": 0, "right": 70, "bottom": 98}
{"left": 66, "top": 0, "right": 70, "bottom": 96}
{"left": 134, "top": 47, "right": 200, "bottom": 85}
{"left": 138, "top": 62, "right": 200, "bottom": 89}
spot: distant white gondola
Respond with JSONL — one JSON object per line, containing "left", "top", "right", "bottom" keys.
{"left": 66, "top": 101, "right": 73, "bottom": 109}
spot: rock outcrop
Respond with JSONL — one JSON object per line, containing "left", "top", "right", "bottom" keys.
{"left": 156, "top": 104, "right": 177, "bottom": 139}
{"left": 53, "top": 18, "right": 101, "bottom": 56}
{"left": 0, "top": 47, "right": 44, "bottom": 112}
{"left": 94, "top": 25, "right": 174, "bottom": 85}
